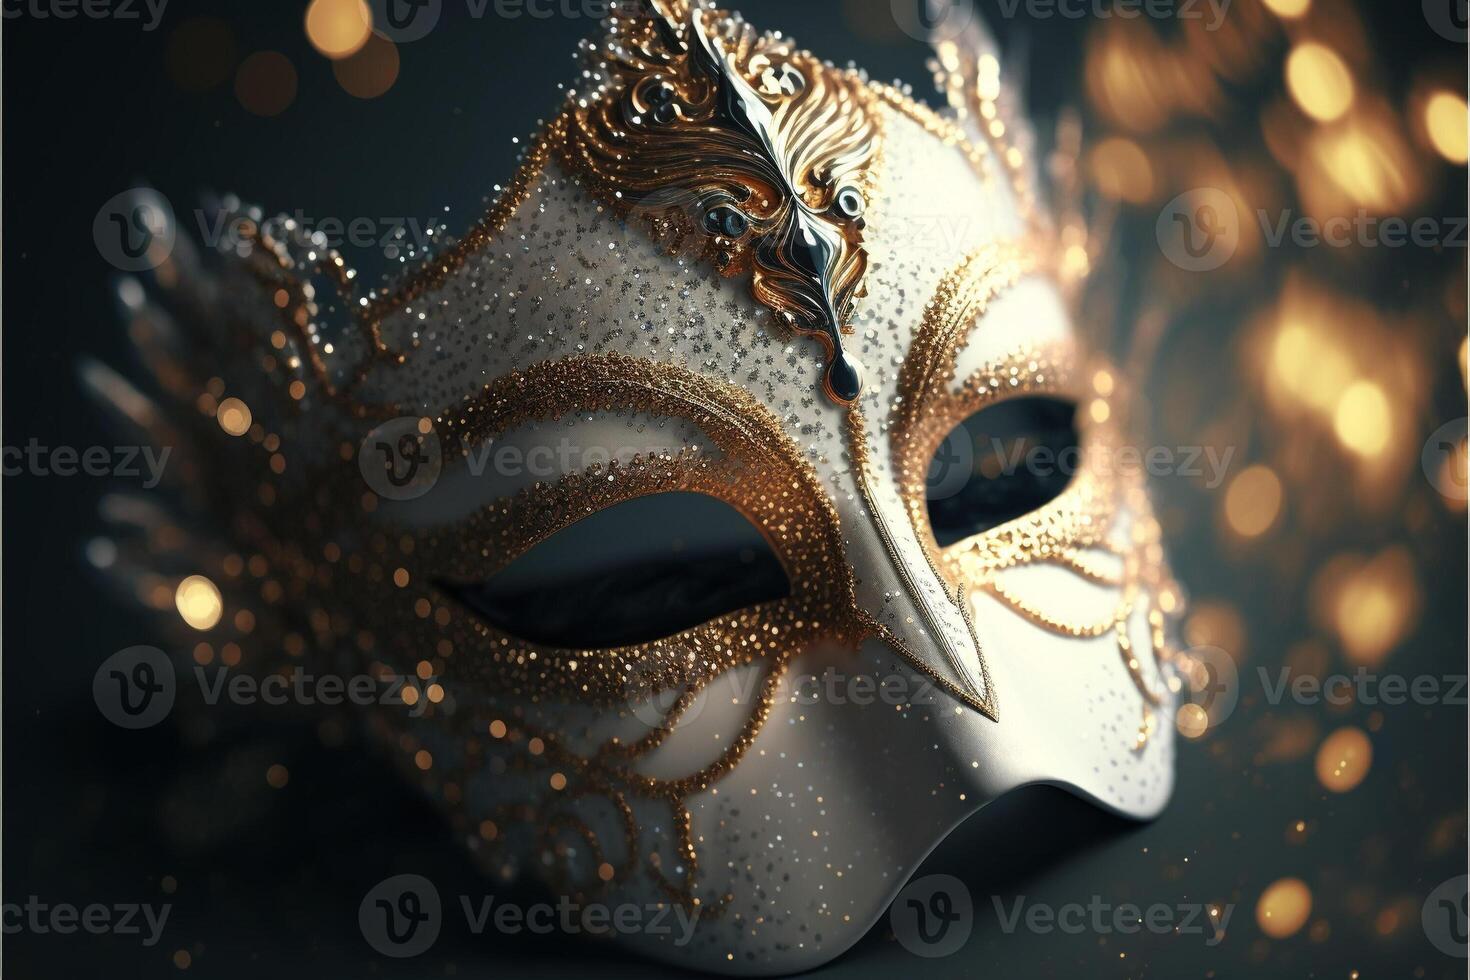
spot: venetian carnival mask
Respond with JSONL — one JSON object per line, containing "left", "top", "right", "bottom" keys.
{"left": 87, "top": 0, "right": 1187, "bottom": 973}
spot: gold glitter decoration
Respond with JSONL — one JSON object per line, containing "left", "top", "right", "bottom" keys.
{"left": 559, "top": 0, "right": 881, "bottom": 403}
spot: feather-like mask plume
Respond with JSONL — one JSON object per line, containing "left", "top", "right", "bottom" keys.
{"left": 561, "top": 0, "right": 881, "bottom": 403}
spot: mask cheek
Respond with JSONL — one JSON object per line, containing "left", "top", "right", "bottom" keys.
{"left": 949, "top": 488, "right": 1187, "bottom": 818}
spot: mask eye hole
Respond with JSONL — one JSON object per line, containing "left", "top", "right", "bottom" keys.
{"left": 924, "top": 396, "right": 1080, "bottom": 548}
{"left": 438, "top": 492, "right": 790, "bottom": 650}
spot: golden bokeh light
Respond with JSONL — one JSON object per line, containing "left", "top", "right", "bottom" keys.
{"left": 1257, "top": 878, "right": 1313, "bottom": 938}
{"left": 235, "top": 51, "right": 298, "bottom": 117}
{"left": 333, "top": 32, "right": 400, "bottom": 100}
{"left": 1176, "top": 702, "right": 1210, "bottom": 738}
{"left": 1323, "top": 548, "right": 1419, "bottom": 664}
{"left": 1224, "top": 465, "right": 1283, "bottom": 538}
{"left": 1261, "top": 0, "right": 1310, "bottom": 17}
{"left": 1286, "top": 43, "right": 1354, "bottom": 123}
{"left": 175, "top": 575, "right": 223, "bottom": 631}
{"left": 1300, "top": 109, "right": 1417, "bottom": 213}
{"left": 304, "top": 0, "right": 372, "bottom": 60}
{"left": 1089, "top": 137, "right": 1154, "bottom": 204}
{"left": 1332, "top": 380, "right": 1392, "bottom": 457}
{"left": 1315, "top": 726, "right": 1372, "bottom": 792}
{"left": 216, "top": 397, "right": 252, "bottom": 437}
{"left": 1424, "top": 91, "right": 1469, "bottom": 165}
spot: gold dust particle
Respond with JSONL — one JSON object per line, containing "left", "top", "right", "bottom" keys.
{"left": 303, "top": 0, "right": 371, "bottom": 60}
{"left": 426, "top": 684, "right": 444, "bottom": 703}
{"left": 415, "top": 749, "right": 433, "bottom": 770}
{"left": 235, "top": 51, "right": 297, "bottom": 117}
{"left": 549, "top": 772, "right": 567, "bottom": 790}
{"left": 415, "top": 660, "right": 433, "bottom": 679}
{"left": 417, "top": 417, "right": 434, "bottom": 435}
{"left": 479, "top": 820, "right": 498, "bottom": 840}
{"left": 1224, "top": 465, "right": 1282, "bottom": 538}
{"left": 216, "top": 397, "right": 252, "bottom": 436}
{"left": 401, "top": 685, "right": 419, "bottom": 706}
{"left": 233, "top": 609, "right": 256, "bottom": 633}
{"left": 489, "top": 720, "right": 508, "bottom": 738}
{"left": 1286, "top": 43, "right": 1354, "bottom": 123}
{"left": 393, "top": 567, "right": 410, "bottom": 588}
{"left": 175, "top": 575, "right": 223, "bottom": 631}
{"left": 288, "top": 380, "right": 307, "bottom": 400}
{"left": 1257, "top": 877, "right": 1313, "bottom": 938}
{"left": 528, "top": 737, "right": 545, "bottom": 756}
{"left": 173, "top": 949, "right": 192, "bottom": 969}
{"left": 1315, "top": 726, "right": 1372, "bottom": 792}
{"left": 1176, "top": 702, "right": 1209, "bottom": 739}
{"left": 598, "top": 863, "right": 615, "bottom": 882}
{"left": 265, "top": 764, "right": 289, "bottom": 789}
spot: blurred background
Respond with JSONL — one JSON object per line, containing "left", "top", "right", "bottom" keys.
{"left": 3, "top": 0, "right": 1465, "bottom": 976}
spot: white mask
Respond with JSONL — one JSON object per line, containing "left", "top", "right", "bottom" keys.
{"left": 92, "top": 1, "right": 1186, "bottom": 972}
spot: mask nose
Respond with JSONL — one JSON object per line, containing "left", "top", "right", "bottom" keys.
{"left": 843, "top": 413, "right": 994, "bottom": 717}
